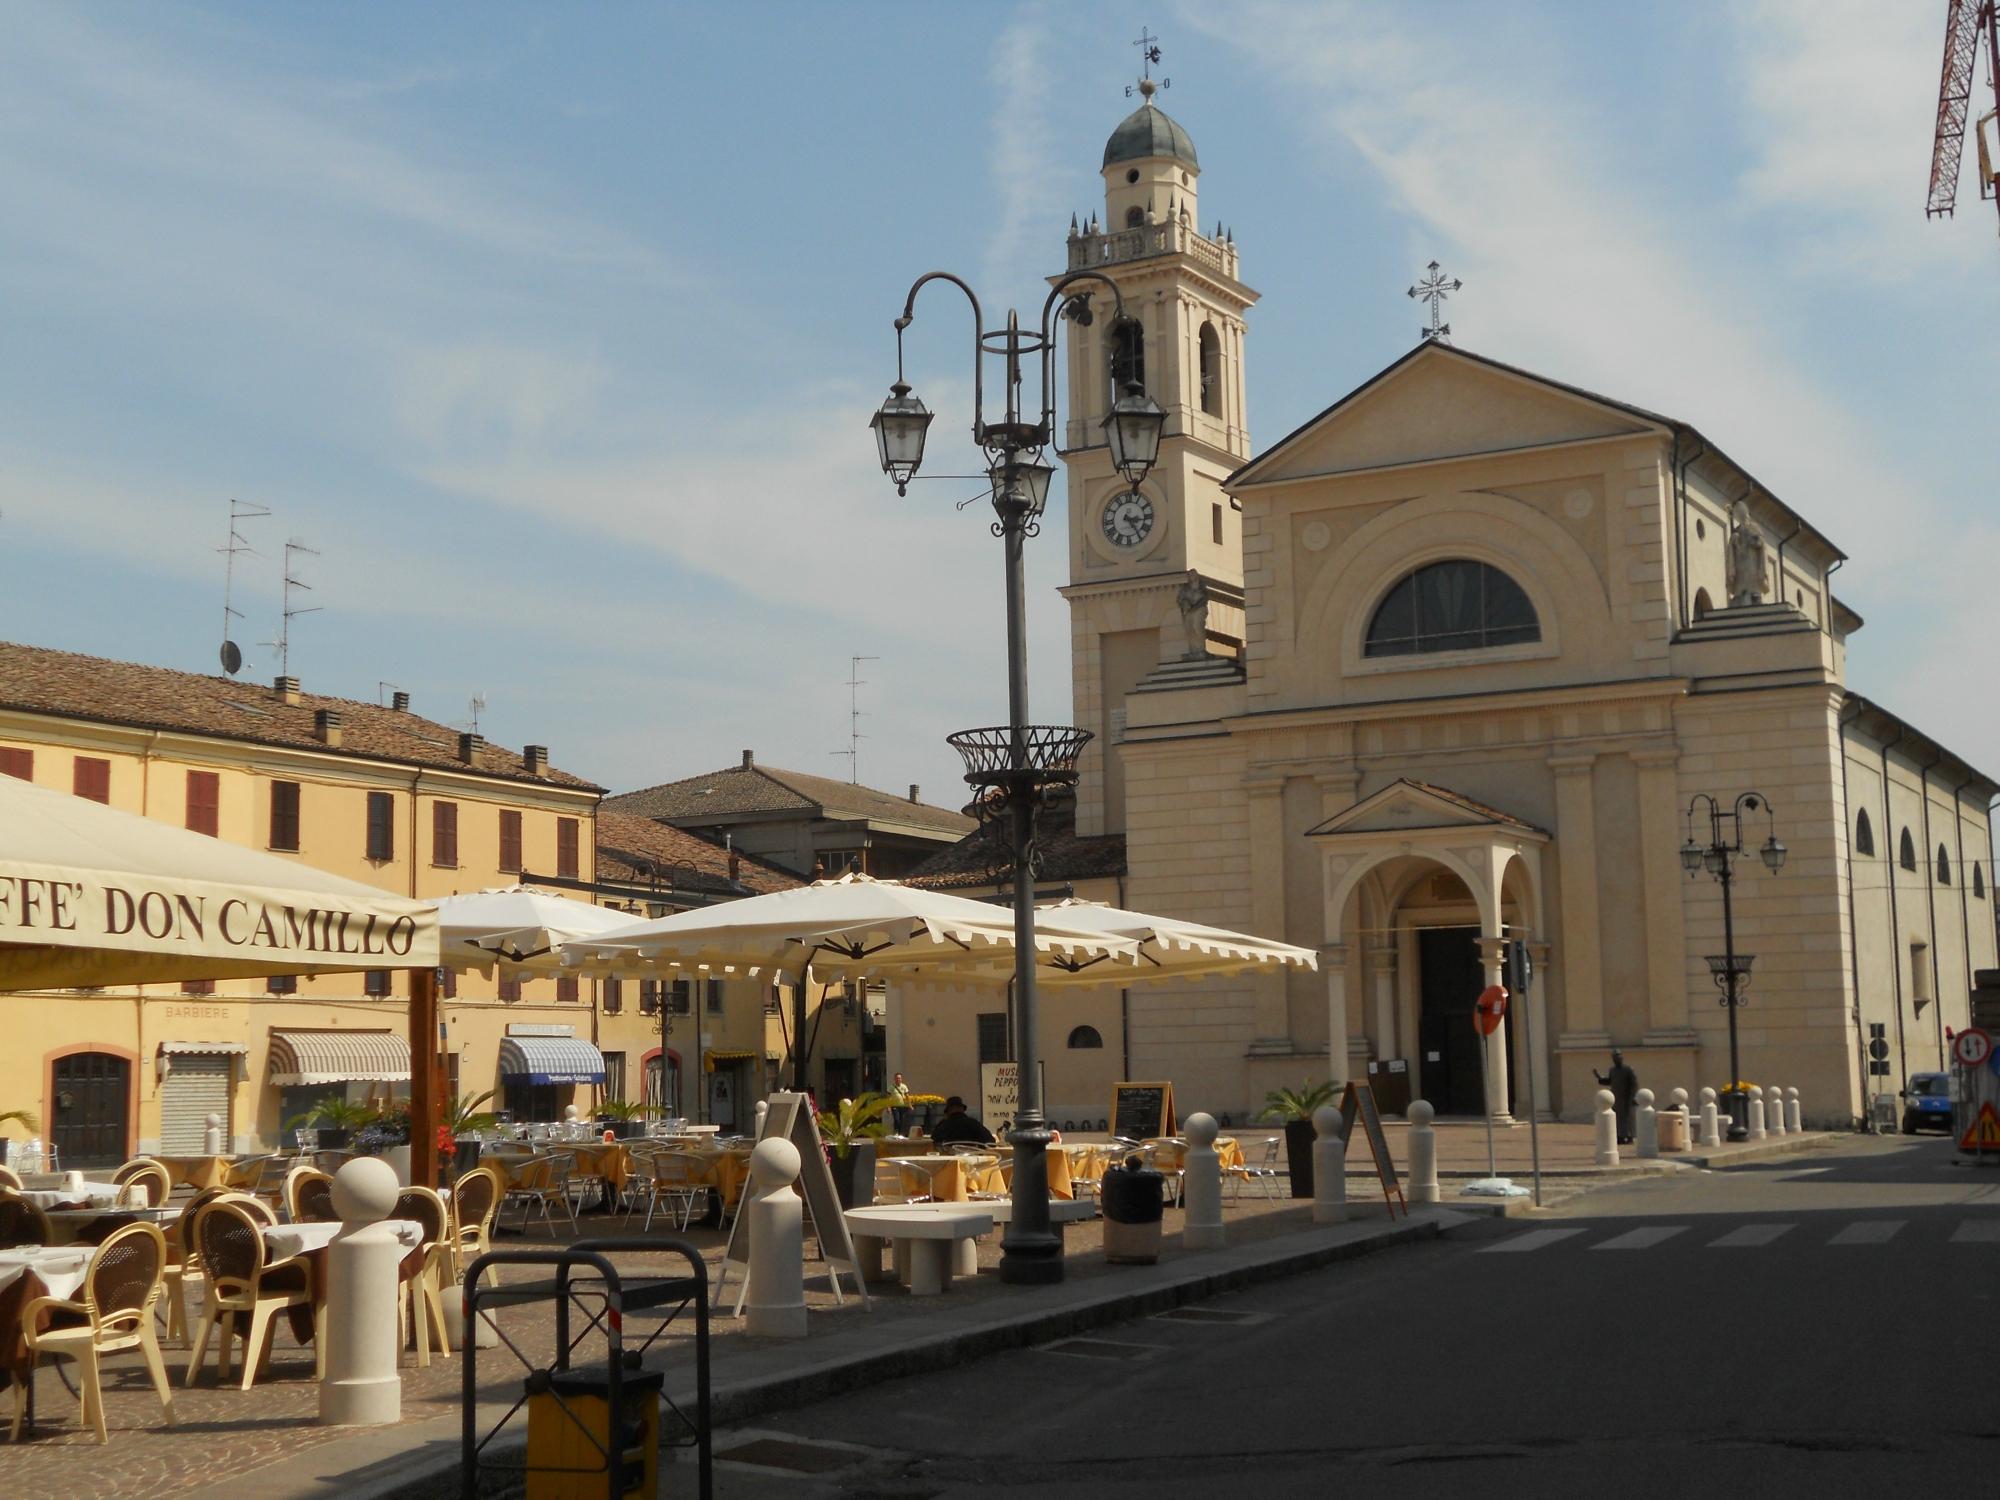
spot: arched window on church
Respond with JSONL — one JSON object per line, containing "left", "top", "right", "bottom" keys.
{"left": 1853, "top": 808, "right": 1874, "bottom": 856}
{"left": 1693, "top": 588, "right": 1714, "bottom": 620}
{"left": 1899, "top": 828, "right": 1917, "bottom": 873}
{"left": 1937, "top": 845, "right": 1952, "bottom": 885}
{"left": 1364, "top": 560, "right": 1541, "bottom": 658}
{"left": 1975, "top": 863, "right": 1986, "bottom": 900}
{"left": 1109, "top": 318, "right": 1145, "bottom": 406}
{"left": 1199, "top": 322, "right": 1223, "bottom": 416}
{"left": 1125, "top": 204, "right": 1145, "bottom": 228}
{"left": 1066, "top": 1025, "right": 1103, "bottom": 1049}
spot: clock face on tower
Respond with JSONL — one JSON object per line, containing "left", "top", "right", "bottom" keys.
{"left": 1101, "top": 490, "right": 1155, "bottom": 548}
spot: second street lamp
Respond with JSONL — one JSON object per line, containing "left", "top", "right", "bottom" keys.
{"left": 1681, "top": 791, "right": 1786, "bottom": 1141}
{"left": 873, "top": 267, "right": 1161, "bottom": 1285}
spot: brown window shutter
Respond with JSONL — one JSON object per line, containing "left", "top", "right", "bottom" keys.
{"left": 432, "top": 800, "right": 459, "bottom": 867}
{"left": 0, "top": 747, "right": 32, "bottom": 781}
{"left": 557, "top": 976, "right": 579, "bottom": 1004}
{"left": 73, "top": 756, "right": 110, "bottom": 803}
{"left": 557, "top": 817, "right": 579, "bottom": 879}
{"left": 185, "top": 770, "right": 220, "bottom": 836}
{"left": 500, "top": 810, "right": 523, "bottom": 874}
{"left": 180, "top": 980, "right": 215, "bottom": 997}
{"left": 269, "top": 780, "right": 301, "bottom": 851}
{"left": 366, "top": 791, "right": 395, "bottom": 862}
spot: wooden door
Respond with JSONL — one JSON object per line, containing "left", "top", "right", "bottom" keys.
{"left": 52, "top": 1051, "right": 131, "bottom": 1167}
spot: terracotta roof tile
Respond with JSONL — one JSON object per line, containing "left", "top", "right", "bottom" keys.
{"left": 607, "top": 759, "right": 975, "bottom": 836}
{"left": 0, "top": 640, "right": 600, "bottom": 790}
{"left": 595, "top": 811, "right": 799, "bottom": 896}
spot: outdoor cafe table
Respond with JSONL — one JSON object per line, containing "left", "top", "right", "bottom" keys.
{"left": 1140, "top": 1136, "right": 1246, "bottom": 1171}
{"left": 42, "top": 1205, "right": 179, "bottom": 1246}
{"left": 632, "top": 1143, "right": 756, "bottom": 1213}
{"left": 961, "top": 1144, "right": 1108, "bottom": 1201}
{"left": 257, "top": 1217, "right": 425, "bottom": 1346}
{"left": 891, "top": 1154, "right": 998, "bottom": 1204}
{"left": 17, "top": 1182, "right": 126, "bottom": 1211}
{"left": 0, "top": 1247, "right": 92, "bottom": 1424}
{"left": 156, "top": 1154, "right": 236, "bottom": 1190}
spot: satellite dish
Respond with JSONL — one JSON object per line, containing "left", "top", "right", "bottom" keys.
{"left": 220, "top": 640, "right": 243, "bottom": 676}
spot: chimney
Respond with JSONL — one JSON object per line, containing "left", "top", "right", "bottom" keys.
{"left": 391, "top": 690, "right": 410, "bottom": 713}
{"left": 909, "top": 784, "right": 920, "bottom": 804}
{"left": 457, "top": 731, "right": 484, "bottom": 764}
{"left": 313, "top": 708, "right": 344, "bottom": 747}
{"left": 272, "top": 674, "right": 301, "bottom": 705}
{"left": 523, "top": 744, "right": 549, "bottom": 777}
{"left": 741, "top": 749, "right": 755, "bottom": 769}
{"left": 728, "top": 849, "right": 741, "bottom": 883}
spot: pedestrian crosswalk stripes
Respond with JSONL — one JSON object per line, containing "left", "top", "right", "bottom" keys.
{"left": 1591, "top": 1225, "right": 1688, "bottom": 1251}
{"left": 1478, "top": 1219, "right": 1989, "bottom": 1252}
{"left": 1478, "top": 1228, "right": 1586, "bottom": 1254}
{"left": 1828, "top": 1220, "right": 1903, "bottom": 1246}
{"left": 1709, "top": 1223, "right": 1793, "bottom": 1248}
{"left": 1949, "top": 1219, "right": 2000, "bottom": 1243}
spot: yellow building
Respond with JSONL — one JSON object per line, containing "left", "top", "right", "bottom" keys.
{"left": 0, "top": 641, "right": 601, "bottom": 1165}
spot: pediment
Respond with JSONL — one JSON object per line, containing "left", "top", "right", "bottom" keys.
{"left": 1231, "top": 344, "right": 1665, "bottom": 489}
{"left": 1306, "top": 779, "right": 1544, "bottom": 840}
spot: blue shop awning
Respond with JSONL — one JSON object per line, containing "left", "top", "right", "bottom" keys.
{"left": 498, "top": 1036, "right": 606, "bottom": 1085}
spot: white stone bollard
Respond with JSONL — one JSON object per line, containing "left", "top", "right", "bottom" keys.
{"left": 754, "top": 1099, "right": 769, "bottom": 1138}
{"left": 203, "top": 1112, "right": 224, "bottom": 1157}
{"left": 1594, "top": 1089, "right": 1620, "bottom": 1166}
{"left": 1635, "top": 1089, "right": 1659, "bottom": 1159}
{"left": 1312, "top": 1105, "right": 1348, "bottom": 1224}
{"left": 1181, "top": 1113, "right": 1225, "bottom": 1250}
{"left": 1668, "top": 1088, "right": 1690, "bottom": 1152}
{"left": 1407, "top": 1100, "right": 1441, "bottom": 1205}
{"left": 320, "top": 1157, "right": 404, "bottom": 1427}
{"left": 1699, "top": 1087, "right": 1722, "bottom": 1148}
{"left": 1786, "top": 1087, "right": 1802, "bottom": 1134}
{"left": 1747, "top": 1086, "right": 1767, "bottom": 1142}
{"left": 743, "top": 1138, "right": 807, "bottom": 1339}
{"left": 1766, "top": 1083, "right": 1786, "bottom": 1137}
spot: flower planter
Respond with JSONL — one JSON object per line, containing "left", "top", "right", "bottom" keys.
{"left": 828, "top": 1141, "right": 876, "bottom": 1209}
{"left": 381, "top": 1145, "right": 413, "bottom": 1186}
{"left": 1282, "top": 1118, "right": 1316, "bottom": 1199}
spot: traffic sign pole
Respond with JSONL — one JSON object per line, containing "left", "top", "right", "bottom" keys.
{"left": 1511, "top": 941, "right": 1541, "bottom": 1208}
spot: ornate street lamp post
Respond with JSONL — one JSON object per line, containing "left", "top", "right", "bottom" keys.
{"left": 1680, "top": 792, "right": 1787, "bottom": 1141}
{"left": 872, "top": 271, "right": 1164, "bottom": 1285}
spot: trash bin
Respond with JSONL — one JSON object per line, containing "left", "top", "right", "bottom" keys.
{"left": 525, "top": 1364, "right": 662, "bottom": 1500}
{"left": 1100, "top": 1156, "right": 1164, "bottom": 1265}
{"left": 1657, "top": 1109, "right": 1688, "bottom": 1152}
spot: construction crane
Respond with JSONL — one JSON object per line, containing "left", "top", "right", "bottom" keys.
{"left": 1926, "top": 0, "right": 2000, "bottom": 238}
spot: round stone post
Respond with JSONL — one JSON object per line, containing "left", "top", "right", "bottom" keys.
{"left": 1698, "top": 1086, "right": 1722, "bottom": 1148}
{"left": 1785, "top": 1087, "right": 1802, "bottom": 1133}
{"left": 1594, "top": 1089, "right": 1620, "bottom": 1166}
{"left": 1312, "top": 1105, "right": 1348, "bottom": 1224}
{"left": 1766, "top": 1083, "right": 1786, "bottom": 1137}
{"left": 203, "top": 1112, "right": 225, "bottom": 1157}
{"left": 1747, "top": 1086, "right": 1767, "bottom": 1142}
{"left": 1407, "top": 1100, "right": 1440, "bottom": 1205}
{"left": 754, "top": 1100, "right": 769, "bottom": 1139}
{"left": 743, "top": 1138, "right": 807, "bottom": 1339}
{"left": 1635, "top": 1089, "right": 1659, "bottom": 1159}
{"left": 1181, "top": 1113, "right": 1224, "bottom": 1249}
{"left": 320, "top": 1157, "right": 404, "bottom": 1427}
{"left": 1669, "top": 1088, "right": 1689, "bottom": 1152}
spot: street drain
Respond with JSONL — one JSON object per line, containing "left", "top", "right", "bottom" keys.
{"left": 1149, "top": 1307, "right": 1270, "bottom": 1326}
{"left": 717, "top": 1437, "right": 866, "bottom": 1474}
{"left": 1038, "top": 1337, "right": 1167, "bottom": 1360}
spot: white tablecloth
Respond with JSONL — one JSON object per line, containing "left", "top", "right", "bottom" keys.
{"left": 18, "top": 1182, "right": 126, "bottom": 1210}
{"left": 0, "top": 1248, "right": 91, "bottom": 1300}
{"left": 263, "top": 1218, "right": 423, "bottom": 1260}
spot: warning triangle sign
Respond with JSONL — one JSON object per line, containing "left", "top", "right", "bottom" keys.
{"left": 1958, "top": 1101, "right": 2000, "bottom": 1153}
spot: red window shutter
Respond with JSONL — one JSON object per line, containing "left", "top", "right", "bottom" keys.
{"left": 0, "top": 747, "right": 32, "bottom": 781}
{"left": 557, "top": 818, "right": 579, "bottom": 879}
{"left": 433, "top": 801, "right": 459, "bottom": 867}
{"left": 557, "top": 976, "right": 579, "bottom": 1004}
{"left": 186, "top": 770, "right": 220, "bottom": 836}
{"left": 269, "top": 780, "right": 301, "bottom": 851}
{"left": 73, "top": 756, "right": 110, "bottom": 803}
{"left": 500, "top": 810, "right": 523, "bottom": 874}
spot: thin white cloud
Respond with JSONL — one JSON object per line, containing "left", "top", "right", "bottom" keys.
{"left": 983, "top": 1, "right": 1064, "bottom": 299}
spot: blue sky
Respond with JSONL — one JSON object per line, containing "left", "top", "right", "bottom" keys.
{"left": 3, "top": 2, "right": 1997, "bottom": 806}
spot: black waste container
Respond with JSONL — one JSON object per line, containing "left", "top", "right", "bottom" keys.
{"left": 1100, "top": 1156, "right": 1165, "bottom": 1264}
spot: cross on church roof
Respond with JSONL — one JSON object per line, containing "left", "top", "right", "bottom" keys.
{"left": 1407, "top": 260, "right": 1462, "bottom": 343}
{"left": 1126, "top": 26, "right": 1171, "bottom": 99}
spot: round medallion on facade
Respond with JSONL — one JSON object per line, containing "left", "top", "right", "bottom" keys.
{"left": 1102, "top": 490, "right": 1156, "bottom": 548}
{"left": 1301, "top": 519, "right": 1332, "bottom": 552}
{"left": 1563, "top": 488, "right": 1595, "bottom": 519}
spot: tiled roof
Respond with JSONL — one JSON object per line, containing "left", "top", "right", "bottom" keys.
{"left": 607, "top": 759, "right": 976, "bottom": 836}
{"left": 0, "top": 640, "right": 600, "bottom": 790}
{"left": 595, "top": 810, "right": 799, "bottom": 896}
{"left": 904, "top": 796, "right": 1126, "bottom": 891}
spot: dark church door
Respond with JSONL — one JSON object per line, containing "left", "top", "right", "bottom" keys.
{"left": 1417, "top": 927, "right": 1498, "bottom": 1116}
{"left": 51, "top": 1051, "right": 131, "bottom": 1168}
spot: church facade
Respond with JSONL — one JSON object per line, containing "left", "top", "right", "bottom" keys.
{"left": 894, "top": 83, "right": 1995, "bottom": 1129}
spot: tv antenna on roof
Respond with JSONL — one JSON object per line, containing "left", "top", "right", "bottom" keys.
{"left": 468, "top": 691, "right": 488, "bottom": 734}
{"left": 831, "top": 654, "right": 878, "bottom": 784}
{"left": 216, "top": 498, "right": 268, "bottom": 675}
{"left": 264, "top": 539, "right": 322, "bottom": 680}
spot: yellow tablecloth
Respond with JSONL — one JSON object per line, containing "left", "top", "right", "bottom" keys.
{"left": 156, "top": 1154, "right": 233, "bottom": 1190}
{"left": 1139, "top": 1137, "right": 1244, "bottom": 1172}
{"left": 892, "top": 1154, "right": 997, "bottom": 1203}
{"left": 632, "top": 1145, "right": 755, "bottom": 1209}
{"left": 963, "top": 1144, "right": 1105, "bottom": 1201}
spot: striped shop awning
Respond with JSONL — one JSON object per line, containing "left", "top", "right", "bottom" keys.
{"left": 268, "top": 1030, "right": 411, "bottom": 1087}
{"left": 499, "top": 1036, "right": 607, "bottom": 1086}
{"left": 159, "top": 1040, "right": 249, "bottom": 1057}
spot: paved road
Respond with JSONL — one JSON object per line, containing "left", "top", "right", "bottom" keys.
{"left": 688, "top": 1135, "right": 2000, "bottom": 1498}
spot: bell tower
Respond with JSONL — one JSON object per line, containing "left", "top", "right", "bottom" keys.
{"left": 1057, "top": 61, "right": 1258, "bottom": 837}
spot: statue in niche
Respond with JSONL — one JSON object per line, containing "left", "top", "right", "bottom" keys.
{"left": 1177, "top": 569, "right": 1211, "bottom": 659}
{"left": 1726, "top": 501, "right": 1768, "bottom": 608}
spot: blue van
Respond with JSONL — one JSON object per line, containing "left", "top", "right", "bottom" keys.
{"left": 1902, "top": 1072, "right": 1954, "bottom": 1134}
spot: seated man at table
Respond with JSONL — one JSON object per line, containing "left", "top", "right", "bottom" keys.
{"left": 926, "top": 1097, "right": 996, "bottom": 1149}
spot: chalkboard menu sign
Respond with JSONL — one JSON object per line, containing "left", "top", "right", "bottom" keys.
{"left": 1110, "top": 1081, "right": 1177, "bottom": 1142}
{"left": 1339, "top": 1079, "right": 1406, "bottom": 1217}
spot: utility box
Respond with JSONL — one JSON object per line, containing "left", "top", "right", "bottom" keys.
{"left": 526, "top": 1366, "right": 663, "bottom": 1500}
{"left": 1366, "top": 1058, "right": 1413, "bottom": 1116}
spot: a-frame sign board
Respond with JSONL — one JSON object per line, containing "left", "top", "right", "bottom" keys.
{"left": 1339, "top": 1080, "right": 1408, "bottom": 1219}
{"left": 716, "top": 1091, "right": 869, "bottom": 1312}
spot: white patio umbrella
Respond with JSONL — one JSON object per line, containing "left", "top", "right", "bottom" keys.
{"left": 0, "top": 771, "right": 439, "bottom": 991}
{"left": 434, "top": 885, "right": 643, "bottom": 975}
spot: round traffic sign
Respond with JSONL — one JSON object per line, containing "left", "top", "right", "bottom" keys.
{"left": 1952, "top": 1027, "right": 1993, "bottom": 1069}
{"left": 1474, "top": 985, "right": 1509, "bottom": 1037}
{"left": 1867, "top": 1036, "right": 1890, "bottom": 1062}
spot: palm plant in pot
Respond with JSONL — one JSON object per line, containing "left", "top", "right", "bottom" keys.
{"left": 289, "top": 1096, "right": 379, "bottom": 1151}
{"left": 817, "top": 1092, "right": 891, "bottom": 1208}
{"left": 0, "top": 1108, "right": 37, "bottom": 1166}
{"left": 445, "top": 1090, "right": 501, "bottom": 1178}
{"left": 597, "top": 1097, "right": 653, "bottom": 1141}
{"left": 1260, "top": 1080, "right": 1339, "bottom": 1198}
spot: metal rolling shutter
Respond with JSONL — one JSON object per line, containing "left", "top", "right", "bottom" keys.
{"left": 161, "top": 1055, "right": 232, "bottom": 1154}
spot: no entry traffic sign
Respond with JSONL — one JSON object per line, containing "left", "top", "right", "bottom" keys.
{"left": 1474, "top": 985, "right": 1508, "bottom": 1037}
{"left": 1952, "top": 1027, "right": 1993, "bottom": 1069}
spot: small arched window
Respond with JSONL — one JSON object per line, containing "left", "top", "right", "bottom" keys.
{"left": 1124, "top": 204, "right": 1145, "bottom": 228}
{"left": 1974, "top": 863, "right": 1986, "bottom": 900}
{"left": 1693, "top": 588, "right": 1714, "bottom": 620}
{"left": 1198, "top": 322, "right": 1223, "bottom": 416}
{"left": 1854, "top": 808, "right": 1874, "bottom": 856}
{"left": 1365, "top": 560, "right": 1541, "bottom": 658}
{"left": 1066, "top": 1025, "right": 1103, "bottom": 1049}
{"left": 1937, "top": 845, "right": 1952, "bottom": 885}
{"left": 1109, "top": 318, "right": 1144, "bottom": 406}
{"left": 1899, "top": 828, "right": 1917, "bottom": 872}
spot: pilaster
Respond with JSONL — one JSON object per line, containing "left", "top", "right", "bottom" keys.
{"left": 1246, "top": 778, "right": 1289, "bottom": 1043}
{"left": 1319, "top": 942, "right": 1350, "bottom": 1086}
{"left": 1549, "top": 752, "right": 1606, "bottom": 1048}
{"left": 1634, "top": 748, "right": 1695, "bottom": 1044}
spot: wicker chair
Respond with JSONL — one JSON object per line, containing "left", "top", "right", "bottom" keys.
{"left": 13, "top": 1221, "right": 176, "bottom": 1443}
{"left": 185, "top": 1199, "right": 320, "bottom": 1390}
{"left": 0, "top": 1164, "right": 22, "bottom": 1191}
{"left": 160, "top": 1187, "right": 230, "bottom": 1345}
{"left": 392, "top": 1186, "right": 452, "bottom": 1368}
{"left": 110, "top": 1158, "right": 171, "bottom": 1208}
{"left": 283, "top": 1165, "right": 336, "bottom": 1223}
{"left": 0, "top": 1190, "right": 52, "bottom": 1248}
{"left": 450, "top": 1166, "right": 502, "bottom": 1277}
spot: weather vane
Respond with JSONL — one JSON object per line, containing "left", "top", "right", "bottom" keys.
{"left": 1126, "top": 27, "right": 1170, "bottom": 98}
{"left": 1408, "top": 260, "right": 1461, "bottom": 343}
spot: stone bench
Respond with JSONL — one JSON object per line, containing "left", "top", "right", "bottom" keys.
{"left": 843, "top": 1204, "right": 993, "bottom": 1295}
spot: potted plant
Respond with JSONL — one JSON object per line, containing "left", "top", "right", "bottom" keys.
{"left": 817, "top": 1092, "right": 891, "bottom": 1208}
{"left": 1260, "top": 1080, "right": 1339, "bottom": 1199}
{"left": 597, "top": 1098, "right": 652, "bottom": 1141}
{"left": 354, "top": 1103, "right": 413, "bottom": 1181}
{"left": 290, "top": 1096, "right": 379, "bottom": 1152}
{"left": 447, "top": 1090, "right": 500, "bottom": 1177}
{"left": 907, "top": 1093, "right": 946, "bottom": 1135}
{"left": 0, "top": 1108, "right": 36, "bottom": 1166}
